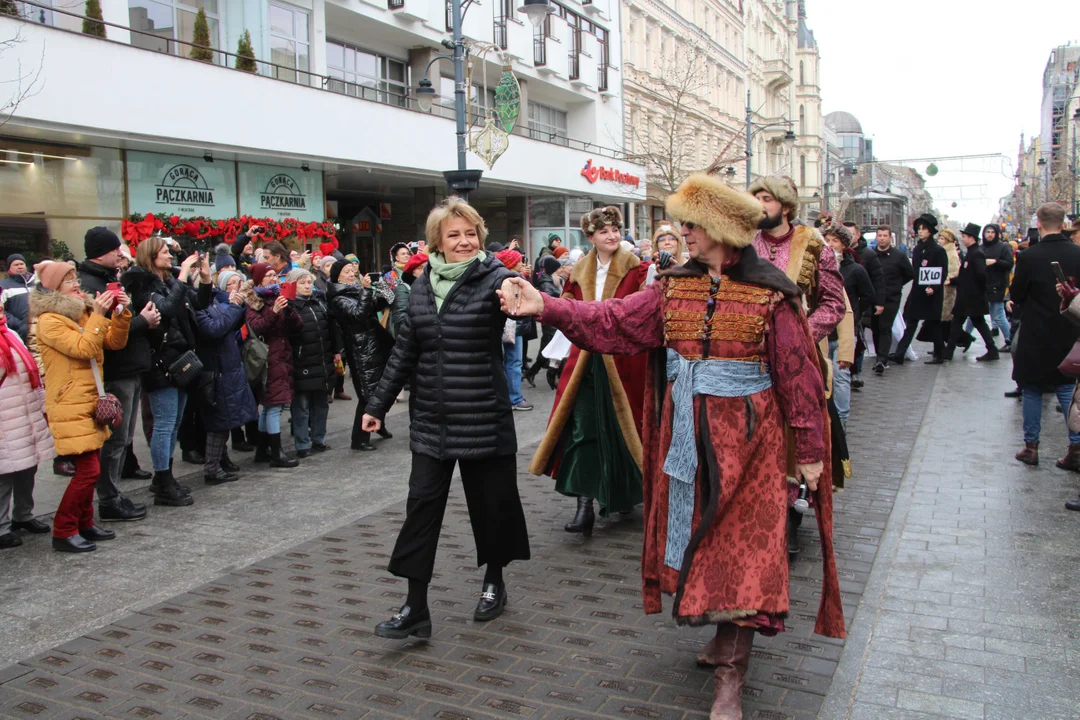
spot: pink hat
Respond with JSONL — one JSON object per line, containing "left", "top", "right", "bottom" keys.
{"left": 35, "top": 261, "right": 77, "bottom": 292}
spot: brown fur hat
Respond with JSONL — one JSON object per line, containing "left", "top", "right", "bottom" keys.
{"left": 580, "top": 206, "right": 623, "bottom": 236}
{"left": 665, "top": 173, "right": 762, "bottom": 249}
{"left": 748, "top": 175, "right": 800, "bottom": 219}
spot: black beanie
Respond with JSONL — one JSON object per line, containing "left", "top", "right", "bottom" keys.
{"left": 329, "top": 259, "right": 349, "bottom": 284}
{"left": 539, "top": 256, "right": 560, "bottom": 275}
{"left": 84, "top": 226, "right": 122, "bottom": 260}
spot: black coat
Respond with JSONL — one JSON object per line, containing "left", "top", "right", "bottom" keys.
{"left": 981, "top": 238, "right": 1014, "bottom": 303}
{"left": 1011, "top": 234, "right": 1080, "bottom": 388}
{"left": 289, "top": 292, "right": 335, "bottom": 395}
{"left": 838, "top": 252, "right": 875, "bottom": 325}
{"left": 951, "top": 245, "right": 990, "bottom": 319}
{"left": 246, "top": 288, "right": 303, "bottom": 406}
{"left": 365, "top": 255, "right": 516, "bottom": 460}
{"left": 874, "top": 246, "right": 915, "bottom": 307}
{"left": 327, "top": 282, "right": 393, "bottom": 401}
{"left": 903, "top": 239, "right": 948, "bottom": 322}
{"left": 858, "top": 245, "right": 887, "bottom": 313}
{"left": 122, "top": 266, "right": 207, "bottom": 392}
{"left": 195, "top": 292, "right": 258, "bottom": 432}
{"left": 78, "top": 260, "right": 153, "bottom": 381}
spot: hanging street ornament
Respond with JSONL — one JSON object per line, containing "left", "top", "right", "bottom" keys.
{"left": 471, "top": 116, "right": 510, "bottom": 169}
{"left": 494, "top": 65, "right": 521, "bottom": 133}
{"left": 926, "top": 162, "right": 939, "bottom": 177}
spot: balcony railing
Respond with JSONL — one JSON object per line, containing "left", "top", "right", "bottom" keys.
{"left": 3, "top": 0, "right": 633, "bottom": 162}
{"left": 568, "top": 53, "right": 579, "bottom": 81}
{"left": 387, "top": 0, "right": 404, "bottom": 8}
{"left": 533, "top": 34, "right": 547, "bottom": 66}
{"left": 493, "top": 0, "right": 510, "bottom": 49}
{"left": 598, "top": 63, "right": 608, "bottom": 92}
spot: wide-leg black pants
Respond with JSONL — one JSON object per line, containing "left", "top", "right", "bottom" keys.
{"left": 388, "top": 453, "right": 531, "bottom": 583}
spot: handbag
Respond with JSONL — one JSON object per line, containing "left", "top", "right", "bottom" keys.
{"left": 1059, "top": 341, "right": 1080, "bottom": 377}
{"left": 243, "top": 324, "right": 270, "bottom": 386}
{"left": 164, "top": 349, "right": 204, "bottom": 388}
{"left": 89, "top": 358, "right": 123, "bottom": 429}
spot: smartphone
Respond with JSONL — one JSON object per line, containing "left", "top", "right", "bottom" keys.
{"left": 1052, "top": 261, "right": 1068, "bottom": 284}
{"left": 106, "top": 282, "right": 123, "bottom": 297}
{"left": 367, "top": 272, "right": 382, "bottom": 283}
{"left": 280, "top": 281, "right": 297, "bottom": 300}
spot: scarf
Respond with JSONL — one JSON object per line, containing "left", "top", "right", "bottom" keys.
{"left": 428, "top": 250, "right": 485, "bottom": 311}
{"left": 0, "top": 313, "right": 41, "bottom": 390}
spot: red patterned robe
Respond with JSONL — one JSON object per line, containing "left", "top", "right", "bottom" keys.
{"left": 537, "top": 247, "right": 846, "bottom": 638}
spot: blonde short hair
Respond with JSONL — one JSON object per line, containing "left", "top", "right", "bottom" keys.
{"left": 424, "top": 197, "right": 488, "bottom": 253}
{"left": 938, "top": 229, "right": 958, "bottom": 246}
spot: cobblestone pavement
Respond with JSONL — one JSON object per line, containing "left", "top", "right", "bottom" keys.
{"left": 2, "top": 340, "right": 1078, "bottom": 719}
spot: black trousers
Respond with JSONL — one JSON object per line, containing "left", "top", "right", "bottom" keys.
{"left": 871, "top": 303, "right": 900, "bottom": 361}
{"left": 388, "top": 453, "right": 531, "bottom": 584}
{"left": 947, "top": 313, "right": 995, "bottom": 353}
{"left": 351, "top": 401, "right": 370, "bottom": 448}
{"left": 894, "top": 316, "right": 944, "bottom": 359}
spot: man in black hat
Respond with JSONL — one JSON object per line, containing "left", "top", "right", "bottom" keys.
{"left": 78, "top": 227, "right": 160, "bottom": 522}
{"left": 890, "top": 214, "right": 948, "bottom": 364}
{"left": 935, "top": 223, "right": 998, "bottom": 363}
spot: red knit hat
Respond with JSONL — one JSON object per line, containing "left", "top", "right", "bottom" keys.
{"left": 402, "top": 253, "right": 429, "bottom": 276}
{"left": 495, "top": 249, "right": 522, "bottom": 270}
{"left": 552, "top": 246, "right": 569, "bottom": 258}
{"left": 250, "top": 262, "right": 274, "bottom": 287}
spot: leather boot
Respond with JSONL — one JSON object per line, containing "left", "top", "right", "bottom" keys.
{"left": 709, "top": 623, "right": 755, "bottom": 720}
{"left": 546, "top": 367, "right": 560, "bottom": 391}
{"left": 152, "top": 470, "right": 194, "bottom": 506}
{"left": 269, "top": 433, "right": 299, "bottom": 468}
{"left": 1056, "top": 443, "right": 1080, "bottom": 472}
{"left": 787, "top": 506, "right": 802, "bottom": 557}
{"left": 564, "top": 497, "right": 595, "bottom": 537}
{"left": 1015, "top": 441, "right": 1039, "bottom": 466}
{"left": 253, "top": 431, "right": 272, "bottom": 463}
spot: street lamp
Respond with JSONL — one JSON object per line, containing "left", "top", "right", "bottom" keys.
{"left": 518, "top": 0, "right": 554, "bottom": 27}
{"left": 743, "top": 89, "right": 797, "bottom": 189}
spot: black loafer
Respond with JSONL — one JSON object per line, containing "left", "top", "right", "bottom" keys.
{"left": 473, "top": 583, "right": 507, "bottom": 622}
{"left": 80, "top": 525, "right": 116, "bottom": 542}
{"left": 53, "top": 535, "right": 96, "bottom": 553}
{"left": 220, "top": 455, "right": 240, "bottom": 473}
{"left": 1066, "top": 497, "right": 1080, "bottom": 512}
{"left": 0, "top": 532, "right": 23, "bottom": 549}
{"left": 374, "top": 605, "right": 432, "bottom": 639}
{"left": 352, "top": 443, "right": 376, "bottom": 452}
{"left": 204, "top": 469, "right": 239, "bottom": 485}
{"left": 312, "top": 443, "right": 330, "bottom": 453}
{"left": 121, "top": 468, "right": 153, "bottom": 480}
{"left": 99, "top": 497, "right": 147, "bottom": 523}
{"left": 11, "top": 518, "right": 51, "bottom": 534}
{"left": 296, "top": 449, "right": 311, "bottom": 459}
{"left": 182, "top": 450, "right": 205, "bottom": 465}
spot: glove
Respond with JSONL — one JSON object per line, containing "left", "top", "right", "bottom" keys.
{"left": 656, "top": 251, "right": 675, "bottom": 270}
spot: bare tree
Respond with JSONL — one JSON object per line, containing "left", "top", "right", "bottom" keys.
{"left": 626, "top": 44, "right": 740, "bottom": 195}
{"left": 0, "top": 24, "right": 45, "bottom": 132}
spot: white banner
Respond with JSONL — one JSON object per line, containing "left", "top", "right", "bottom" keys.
{"left": 918, "top": 267, "right": 943, "bottom": 286}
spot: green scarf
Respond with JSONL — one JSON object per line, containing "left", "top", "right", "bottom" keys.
{"left": 428, "top": 250, "right": 486, "bottom": 311}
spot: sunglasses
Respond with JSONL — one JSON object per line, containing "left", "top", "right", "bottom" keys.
{"left": 682, "top": 222, "right": 696, "bottom": 231}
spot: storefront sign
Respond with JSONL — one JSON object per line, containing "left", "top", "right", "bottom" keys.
{"left": 127, "top": 151, "right": 237, "bottom": 217}
{"left": 580, "top": 158, "right": 640, "bottom": 189}
{"left": 239, "top": 163, "right": 324, "bottom": 222}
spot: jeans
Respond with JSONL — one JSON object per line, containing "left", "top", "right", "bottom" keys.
{"left": 966, "top": 302, "right": 1011, "bottom": 343}
{"left": 53, "top": 452, "right": 100, "bottom": 538}
{"left": 97, "top": 376, "right": 140, "bottom": 503}
{"left": 1021, "top": 385, "right": 1080, "bottom": 444}
{"left": 504, "top": 336, "right": 525, "bottom": 405}
{"left": 0, "top": 466, "right": 37, "bottom": 535}
{"left": 258, "top": 404, "right": 284, "bottom": 435}
{"left": 292, "top": 391, "right": 329, "bottom": 451}
{"left": 829, "top": 340, "right": 851, "bottom": 430}
{"left": 148, "top": 387, "right": 188, "bottom": 472}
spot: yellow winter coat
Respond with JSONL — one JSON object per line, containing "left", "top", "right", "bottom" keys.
{"left": 29, "top": 290, "right": 131, "bottom": 457}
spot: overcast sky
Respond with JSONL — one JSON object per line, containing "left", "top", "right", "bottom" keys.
{"left": 810, "top": 0, "right": 1080, "bottom": 226}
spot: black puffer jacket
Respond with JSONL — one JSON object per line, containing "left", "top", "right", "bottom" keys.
{"left": 328, "top": 282, "right": 392, "bottom": 400}
{"left": 981, "top": 227, "right": 1014, "bottom": 303}
{"left": 78, "top": 260, "right": 152, "bottom": 381}
{"left": 289, "top": 291, "right": 335, "bottom": 395}
{"left": 365, "top": 254, "right": 516, "bottom": 460}
{"left": 122, "top": 266, "right": 208, "bottom": 392}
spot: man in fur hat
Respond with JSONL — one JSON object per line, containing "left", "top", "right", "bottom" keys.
{"left": 501, "top": 174, "right": 845, "bottom": 720}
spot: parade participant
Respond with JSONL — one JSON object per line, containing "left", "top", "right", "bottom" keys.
{"left": 871, "top": 227, "right": 915, "bottom": 373}
{"left": 890, "top": 214, "right": 948, "bottom": 364}
{"left": 500, "top": 173, "right": 844, "bottom": 719}
{"left": 937, "top": 228, "right": 962, "bottom": 355}
{"left": 938, "top": 224, "right": 998, "bottom": 363}
{"left": 749, "top": 176, "right": 845, "bottom": 554}
{"left": 529, "top": 206, "right": 650, "bottom": 537}
{"left": 361, "top": 198, "right": 530, "bottom": 637}
{"left": 979, "top": 224, "right": 1014, "bottom": 349}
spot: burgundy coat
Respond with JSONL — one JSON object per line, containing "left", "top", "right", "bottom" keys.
{"left": 245, "top": 289, "right": 303, "bottom": 407}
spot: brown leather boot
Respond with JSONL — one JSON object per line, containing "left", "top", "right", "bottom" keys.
{"left": 1015, "top": 441, "right": 1039, "bottom": 466}
{"left": 696, "top": 636, "right": 717, "bottom": 667}
{"left": 710, "top": 623, "right": 755, "bottom": 720}
{"left": 1056, "top": 444, "right": 1080, "bottom": 471}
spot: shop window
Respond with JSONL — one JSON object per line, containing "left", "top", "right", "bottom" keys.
{"left": 270, "top": 3, "right": 310, "bottom": 84}
{"left": 327, "top": 41, "right": 408, "bottom": 108}
{"left": 527, "top": 101, "right": 568, "bottom": 146}
{"left": 128, "top": 0, "right": 220, "bottom": 61}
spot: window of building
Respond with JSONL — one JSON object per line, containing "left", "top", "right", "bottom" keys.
{"left": 129, "top": 0, "right": 220, "bottom": 59}
{"left": 269, "top": 3, "right": 309, "bottom": 83}
{"left": 800, "top": 154, "right": 806, "bottom": 187}
{"left": 327, "top": 41, "right": 408, "bottom": 107}
{"left": 799, "top": 60, "right": 804, "bottom": 85}
{"left": 528, "top": 101, "right": 568, "bottom": 146}
{"left": 799, "top": 105, "right": 805, "bottom": 136}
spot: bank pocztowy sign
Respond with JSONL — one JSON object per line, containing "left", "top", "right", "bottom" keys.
{"left": 128, "top": 151, "right": 238, "bottom": 217}
{"left": 239, "top": 163, "right": 324, "bottom": 222}
{"left": 580, "top": 158, "right": 640, "bottom": 189}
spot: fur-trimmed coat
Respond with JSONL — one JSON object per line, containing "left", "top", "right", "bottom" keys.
{"left": 529, "top": 246, "right": 650, "bottom": 477}
{"left": 941, "top": 242, "right": 961, "bottom": 321}
{"left": 29, "top": 290, "right": 131, "bottom": 456}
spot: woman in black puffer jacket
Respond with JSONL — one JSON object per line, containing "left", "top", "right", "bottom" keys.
{"left": 123, "top": 237, "right": 210, "bottom": 507}
{"left": 327, "top": 261, "right": 393, "bottom": 451}
{"left": 361, "top": 197, "right": 531, "bottom": 642}
{"left": 284, "top": 268, "right": 336, "bottom": 458}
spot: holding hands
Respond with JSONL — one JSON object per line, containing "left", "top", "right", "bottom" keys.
{"left": 497, "top": 277, "right": 544, "bottom": 317}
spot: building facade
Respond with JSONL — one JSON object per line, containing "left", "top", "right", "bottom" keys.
{"left": 793, "top": 0, "right": 823, "bottom": 218}
{"left": 0, "top": 0, "right": 645, "bottom": 265}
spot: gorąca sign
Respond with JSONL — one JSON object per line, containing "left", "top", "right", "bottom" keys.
{"left": 127, "top": 151, "right": 237, "bottom": 217}
{"left": 239, "top": 163, "right": 324, "bottom": 222}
